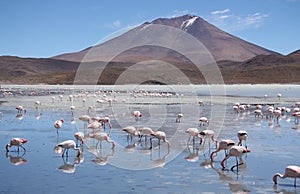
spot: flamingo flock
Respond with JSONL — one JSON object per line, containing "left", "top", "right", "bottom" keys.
{"left": 1, "top": 87, "right": 300, "bottom": 189}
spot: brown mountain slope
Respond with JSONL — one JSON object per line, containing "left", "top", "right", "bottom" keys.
{"left": 1, "top": 51, "right": 299, "bottom": 85}
{"left": 0, "top": 56, "right": 79, "bottom": 84}
{"left": 53, "top": 14, "right": 276, "bottom": 63}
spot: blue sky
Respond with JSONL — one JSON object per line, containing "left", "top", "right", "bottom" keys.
{"left": 0, "top": 0, "right": 299, "bottom": 58}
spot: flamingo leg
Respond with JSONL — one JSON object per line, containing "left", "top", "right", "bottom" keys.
{"left": 294, "top": 178, "right": 297, "bottom": 187}
{"left": 20, "top": 145, "right": 26, "bottom": 152}
{"left": 62, "top": 149, "right": 65, "bottom": 157}
{"left": 187, "top": 136, "right": 191, "bottom": 145}
{"left": 150, "top": 137, "right": 154, "bottom": 150}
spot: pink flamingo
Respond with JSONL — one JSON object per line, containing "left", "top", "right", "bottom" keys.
{"left": 138, "top": 127, "right": 154, "bottom": 142}
{"left": 176, "top": 113, "right": 183, "bottom": 123}
{"left": 122, "top": 126, "right": 140, "bottom": 141}
{"left": 98, "top": 117, "right": 112, "bottom": 130}
{"left": 79, "top": 115, "right": 92, "bottom": 123}
{"left": 74, "top": 132, "right": 85, "bottom": 146}
{"left": 54, "top": 119, "right": 64, "bottom": 134}
{"left": 87, "top": 121, "right": 101, "bottom": 131}
{"left": 133, "top": 111, "right": 142, "bottom": 120}
{"left": 199, "top": 117, "right": 209, "bottom": 126}
{"left": 89, "top": 132, "right": 116, "bottom": 149}
{"left": 221, "top": 146, "right": 250, "bottom": 171}
{"left": 210, "top": 139, "right": 235, "bottom": 161}
{"left": 6, "top": 138, "right": 29, "bottom": 152}
{"left": 34, "top": 101, "right": 41, "bottom": 110}
{"left": 55, "top": 140, "right": 81, "bottom": 157}
{"left": 273, "top": 165, "right": 300, "bottom": 187}
{"left": 185, "top": 128, "right": 199, "bottom": 145}
{"left": 150, "top": 131, "right": 170, "bottom": 149}
{"left": 254, "top": 109, "right": 263, "bottom": 118}
{"left": 237, "top": 130, "right": 248, "bottom": 148}
{"left": 16, "top": 105, "right": 26, "bottom": 114}
{"left": 199, "top": 129, "right": 218, "bottom": 148}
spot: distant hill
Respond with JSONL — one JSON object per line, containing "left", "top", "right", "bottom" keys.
{"left": 0, "top": 56, "right": 79, "bottom": 84}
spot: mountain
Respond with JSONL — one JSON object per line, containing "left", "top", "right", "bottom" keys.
{"left": 53, "top": 14, "right": 276, "bottom": 63}
{"left": 0, "top": 56, "right": 79, "bottom": 84}
{"left": 0, "top": 15, "right": 299, "bottom": 85}
{"left": 219, "top": 52, "right": 300, "bottom": 84}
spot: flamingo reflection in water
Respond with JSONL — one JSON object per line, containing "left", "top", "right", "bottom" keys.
{"left": 184, "top": 145, "right": 199, "bottom": 163}
{"left": 150, "top": 147, "right": 170, "bottom": 168}
{"left": 209, "top": 162, "right": 251, "bottom": 193}
{"left": 57, "top": 155, "right": 83, "bottom": 174}
{"left": 90, "top": 148, "right": 115, "bottom": 166}
{"left": 6, "top": 152, "right": 28, "bottom": 166}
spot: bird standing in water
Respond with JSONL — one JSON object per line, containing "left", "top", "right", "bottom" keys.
{"left": 221, "top": 146, "right": 250, "bottom": 171}
{"left": 210, "top": 139, "right": 235, "bottom": 161}
{"left": 55, "top": 140, "right": 81, "bottom": 157}
{"left": 54, "top": 119, "right": 64, "bottom": 134}
{"left": 273, "top": 165, "right": 300, "bottom": 187}
{"left": 6, "top": 138, "right": 29, "bottom": 152}
{"left": 237, "top": 130, "right": 248, "bottom": 148}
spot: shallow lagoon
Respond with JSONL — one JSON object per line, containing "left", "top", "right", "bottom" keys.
{"left": 0, "top": 84, "right": 300, "bottom": 193}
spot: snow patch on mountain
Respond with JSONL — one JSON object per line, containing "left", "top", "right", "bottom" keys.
{"left": 181, "top": 16, "right": 198, "bottom": 30}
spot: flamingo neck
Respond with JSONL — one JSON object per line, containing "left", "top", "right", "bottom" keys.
{"left": 6, "top": 144, "right": 10, "bottom": 152}
{"left": 273, "top": 173, "right": 284, "bottom": 184}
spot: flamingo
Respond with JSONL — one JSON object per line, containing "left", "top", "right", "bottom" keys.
{"left": 185, "top": 128, "right": 199, "bottom": 145}
{"left": 138, "top": 127, "right": 154, "bottom": 143}
{"left": 34, "top": 101, "right": 41, "bottom": 110}
{"left": 122, "top": 126, "right": 140, "bottom": 141}
{"left": 237, "top": 130, "right": 248, "bottom": 148}
{"left": 16, "top": 105, "right": 26, "bottom": 114}
{"left": 87, "top": 121, "right": 101, "bottom": 131}
{"left": 273, "top": 165, "right": 300, "bottom": 187}
{"left": 254, "top": 109, "right": 263, "bottom": 118}
{"left": 54, "top": 119, "right": 64, "bottom": 134}
{"left": 277, "top": 93, "right": 282, "bottom": 100}
{"left": 233, "top": 105, "right": 239, "bottom": 113}
{"left": 55, "top": 140, "right": 81, "bottom": 157}
{"left": 199, "top": 117, "right": 209, "bottom": 126}
{"left": 79, "top": 115, "right": 91, "bottom": 123}
{"left": 59, "top": 95, "right": 63, "bottom": 101}
{"left": 98, "top": 117, "right": 112, "bottom": 130}
{"left": 6, "top": 138, "right": 29, "bottom": 152}
{"left": 210, "top": 139, "right": 235, "bottom": 161}
{"left": 89, "top": 132, "right": 116, "bottom": 149}
{"left": 221, "top": 146, "right": 250, "bottom": 171}
{"left": 199, "top": 129, "right": 218, "bottom": 148}
{"left": 133, "top": 110, "right": 142, "bottom": 120}
{"left": 274, "top": 109, "right": 281, "bottom": 124}
{"left": 74, "top": 132, "right": 85, "bottom": 146}
{"left": 70, "top": 105, "right": 75, "bottom": 116}
{"left": 176, "top": 113, "right": 183, "bottom": 123}
{"left": 150, "top": 131, "right": 170, "bottom": 149}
